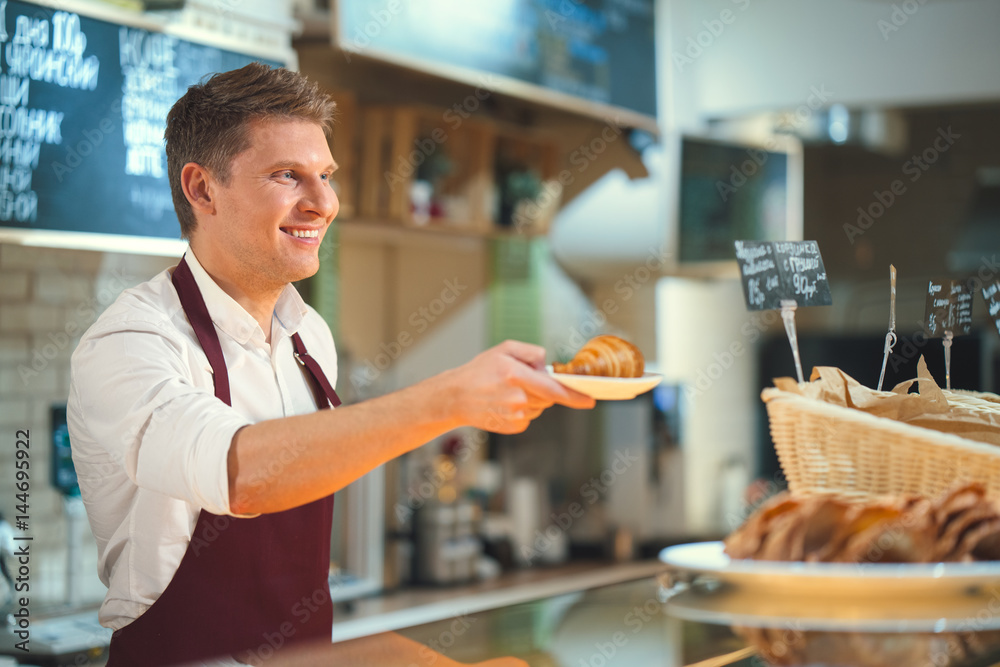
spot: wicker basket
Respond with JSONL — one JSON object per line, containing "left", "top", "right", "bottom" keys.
{"left": 763, "top": 387, "right": 1000, "bottom": 500}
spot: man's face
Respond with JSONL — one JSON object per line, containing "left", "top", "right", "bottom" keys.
{"left": 194, "top": 117, "right": 339, "bottom": 293}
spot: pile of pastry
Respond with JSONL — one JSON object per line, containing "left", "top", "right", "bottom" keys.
{"left": 735, "top": 626, "right": 1000, "bottom": 667}
{"left": 724, "top": 483, "right": 1000, "bottom": 563}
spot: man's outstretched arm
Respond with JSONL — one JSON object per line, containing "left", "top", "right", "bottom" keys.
{"left": 228, "top": 340, "right": 594, "bottom": 515}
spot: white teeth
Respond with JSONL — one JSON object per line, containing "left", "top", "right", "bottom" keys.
{"left": 288, "top": 229, "right": 319, "bottom": 238}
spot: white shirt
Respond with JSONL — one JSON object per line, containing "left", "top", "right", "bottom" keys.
{"left": 67, "top": 249, "right": 338, "bottom": 631}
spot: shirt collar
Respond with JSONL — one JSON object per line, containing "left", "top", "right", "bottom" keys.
{"left": 182, "top": 249, "right": 309, "bottom": 345}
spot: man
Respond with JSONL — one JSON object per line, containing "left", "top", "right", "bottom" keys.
{"left": 67, "top": 63, "right": 594, "bottom": 666}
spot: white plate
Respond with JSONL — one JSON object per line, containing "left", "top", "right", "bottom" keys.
{"left": 660, "top": 541, "right": 1000, "bottom": 599}
{"left": 664, "top": 587, "right": 1000, "bottom": 632}
{"left": 546, "top": 366, "right": 663, "bottom": 400}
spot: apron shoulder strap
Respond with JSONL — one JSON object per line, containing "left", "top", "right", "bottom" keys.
{"left": 172, "top": 255, "right": 341, "bottom": 410}
{"left": 292, "top": 332, "right": 342, "bottom": 408}
{"left": 171, "top": 257, "right": 232, "bottom": 405}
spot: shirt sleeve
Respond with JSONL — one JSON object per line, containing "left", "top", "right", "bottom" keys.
{"left": 71, "top": 317, "right": 253, "bottom": 517}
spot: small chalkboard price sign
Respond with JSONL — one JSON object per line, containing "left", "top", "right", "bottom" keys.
{"left": 733, "top": 240, "right": 832, "bottom": 311}
{"left": 983, "top": 280, "right": 1000, "bottom": 338}
{"left": 924, "top": 278, "right": 975, "bottom": 338}
{"left": 734, "top": 240, "right": 832, "bottom": 383}
{"left": 924, "top": 277, "right": 975, "bottom": 390}
{"left": 955, "top": 280, "right": 974, "bottom": 336}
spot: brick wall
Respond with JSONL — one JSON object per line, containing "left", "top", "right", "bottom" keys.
{"left": 0, "top": 244, "right": 176, "bottom": 609}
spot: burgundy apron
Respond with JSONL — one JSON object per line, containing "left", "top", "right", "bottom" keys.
{"left": 106, "top": 256, "right": 341, "bottom": 666}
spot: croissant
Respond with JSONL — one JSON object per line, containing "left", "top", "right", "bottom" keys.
{"left": 552, "top": 335, "right": 644, "bottom": 378}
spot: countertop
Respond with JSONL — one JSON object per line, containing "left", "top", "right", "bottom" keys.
{"left": 331, "top": 559, "right": 667, "bottom": 642}
{"left": 386, "top": 573, "right": 1000, "bottom": 666}
{"left": 15, "top": 556, "right": 1000, "bottom": 666}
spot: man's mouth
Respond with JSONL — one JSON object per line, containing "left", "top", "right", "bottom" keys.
{"left": 281, "top": 227, "right": 320, "bottom": 238}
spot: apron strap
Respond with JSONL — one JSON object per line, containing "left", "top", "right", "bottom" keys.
{"left": 292, "top": 332, "right": 342, "bottom": 408}
{"left": 171, "top": 257, "right": 231, "bottom": 405}
{"left": 172, "top": 255, "right": 342, "bottom": 410}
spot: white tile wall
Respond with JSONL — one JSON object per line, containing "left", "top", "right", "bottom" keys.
{"left": 0, "top": 244, "right": 175, "bottom": 611}
{"left": 0, "top": 0, "right": 300, "bottom": 618}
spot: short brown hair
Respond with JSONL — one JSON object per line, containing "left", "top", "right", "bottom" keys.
{"left": 165, "top": 62, "right": 337, "bottom": 239}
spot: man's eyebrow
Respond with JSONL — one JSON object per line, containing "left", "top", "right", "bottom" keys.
{"left": 267, "top": 160, "right": 339, "bottom": 172}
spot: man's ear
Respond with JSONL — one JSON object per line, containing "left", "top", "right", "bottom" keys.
{"left": 181, "top": 162, "right": 216, "bottom": 216}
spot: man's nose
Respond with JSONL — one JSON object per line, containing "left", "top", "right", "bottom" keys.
{"left": 300, "top": 177, "right": 339, "bottom": 221}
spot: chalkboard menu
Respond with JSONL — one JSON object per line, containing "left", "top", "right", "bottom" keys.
{"left": 984, "top": 280, "right": 1000, "bottom": 338}
{"left": 924, "top": 278, "right": 974, "bottom": 338}
{"left": 733, "top": 240, "right": 832, "bottom": 311}
{"left": 0, "top": 1, "right": 279, "bottom": 242}
{"left": 336, "top": 0, "right": 656, "bottom": 120}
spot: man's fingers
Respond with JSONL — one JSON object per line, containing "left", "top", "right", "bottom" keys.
{"left": 548, "top": 386, "right": 596, "bottom": 410}
{"left": 501, "top": 360, "right": 582, "bottom": 403}
{"left": 496, "top": 339, "right": 547, "bottom": 369}
{"left": 494, "top": 344, "right": 596, "bottom": 410}
{"left": 518, "top": 370, "right": 595, "bottom": 410}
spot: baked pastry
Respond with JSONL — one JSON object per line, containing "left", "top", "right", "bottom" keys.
{"left": 734, "top": 626, "right": 1000, "bottom": 667}
{"left": 552, "top": 335, "right": 644, "bottom": 378}
{"left": 724, "top": 483, "right": 999, "bottom": 564}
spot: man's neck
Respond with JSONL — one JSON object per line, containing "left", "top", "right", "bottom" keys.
{"left": 188, "top": 246, "right": 284, "bottom": 343}
{"left": 208, "top": 270, "right": 283, "bottom": 343}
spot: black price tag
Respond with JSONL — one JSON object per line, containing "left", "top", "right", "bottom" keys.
{"left": 982, "top": 280, "right": 1000, "bottom": 338}
{"left": 924, "top": 278, "right": 975, "bottom": 338}
{"left": 734, "top": 240, "right": 832, "bottom": 311}
{"left": 733, "top": 240, "right": 782, "bottom": 310}
{"left": 954, "top": 279, "right": 974, "bottom": 336}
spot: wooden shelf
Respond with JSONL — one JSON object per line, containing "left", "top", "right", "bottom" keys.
{"left": 336, "top": 218, "right": 547, "bottom": 246}
{"left": 299, "top": 43, "right": 652, "bottom": 223}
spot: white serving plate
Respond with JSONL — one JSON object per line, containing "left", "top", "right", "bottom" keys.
{"left": 660, "top": 541, "right": 1000, "bottom": 599}
{"left": 664, "top": 587, "right": 1000, "bottom": 632}
{"left": 546, "top": 365, "right": 662, "bottom": 400}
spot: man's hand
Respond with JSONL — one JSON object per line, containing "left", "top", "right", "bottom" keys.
{"left": 431, "top": 340, "right": 596, "bottom": 434}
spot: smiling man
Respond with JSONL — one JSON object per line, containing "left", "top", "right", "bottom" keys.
{"left": 67, "top": 63, "right": 593, "bottom": 666}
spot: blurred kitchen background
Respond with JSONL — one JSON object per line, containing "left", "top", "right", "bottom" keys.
{"left": 0, "top": 0, "right": 999, "bottom": 653}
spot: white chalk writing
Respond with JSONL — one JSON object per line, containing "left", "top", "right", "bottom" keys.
{"left": 0, "top": 8, "right": 102, "bottom": 223}
{"left": 119, "top": 28, "right": 177, "bottom": 179}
